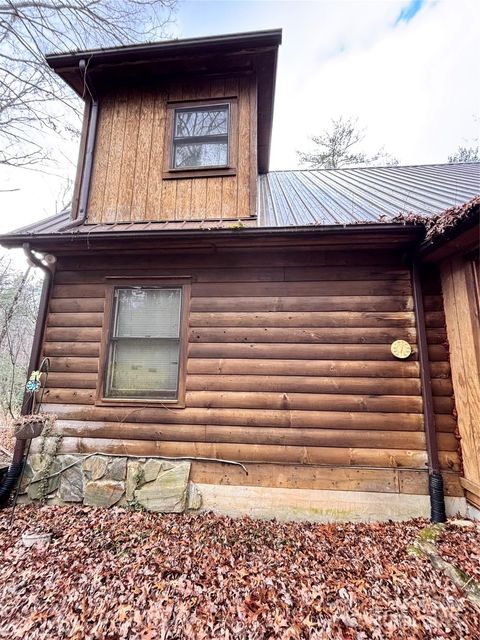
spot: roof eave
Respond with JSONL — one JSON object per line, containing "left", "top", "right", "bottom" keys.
{"left": 45, "top": 30, "right": 283, "bottom": 71}
{"left": 0, "top": 223, "right": 424, "bottom": 252}
{"left": 418, "top": 214, "right": 479, "bottom": 262}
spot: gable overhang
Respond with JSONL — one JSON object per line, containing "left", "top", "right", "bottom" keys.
{"left": 46, "top": 29, "right": 282, "bottom": 173}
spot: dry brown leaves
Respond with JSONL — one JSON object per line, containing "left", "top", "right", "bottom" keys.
{"left": 0, "top": 426, "right": 14, "bottom": 467}
{"left": 0, "top": 505, "right": 479, "bottom": 639}
{"left": 389, "top": 195, "right": 480, "bottom": 239}
{"left": 437, "top": 522, "right": 480, "bottom": 582}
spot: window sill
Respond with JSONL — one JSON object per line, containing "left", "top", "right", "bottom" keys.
{"left": 163, "top": 167, "right": 236, "bottom": 180}
{"left": 95, "top": 398, "right": 185, "bottom": 409}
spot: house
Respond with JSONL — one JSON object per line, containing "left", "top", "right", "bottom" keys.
{"left": 0, "top": 30, "right": 479, "bottom": 521}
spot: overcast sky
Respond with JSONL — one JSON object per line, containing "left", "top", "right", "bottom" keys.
{"left": 1, "top": 0, "right": 479, "bottom": 238}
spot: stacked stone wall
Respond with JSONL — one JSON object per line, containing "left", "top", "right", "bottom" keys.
{"left": 20, "top": 454, "right": 202, "bottom": 512}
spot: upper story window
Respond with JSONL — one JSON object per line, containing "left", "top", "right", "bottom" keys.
{"left": 173, "top": 104, "right": 229, "bottom": 169}
{"left": 164, "top": 98, "right": 237, "bottom": 178}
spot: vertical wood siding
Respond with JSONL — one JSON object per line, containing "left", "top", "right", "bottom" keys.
{"left": 38, "top": 248, "right": 462, "bottom": 496}
{"left": 87, "top": 76, "right": 256, "bottom": 224}
{"left": 440, "top": 256, "right": 480, "bottom": 508}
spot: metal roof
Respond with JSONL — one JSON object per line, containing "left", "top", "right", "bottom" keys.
{"left": 2, "top": 162, "right": 479, "bottom": 242}
{"left": 6, "top": 213, "right": 258, "bottom": 236}
{"left": 258, "top": 162, "right": 480, "bottom": 226}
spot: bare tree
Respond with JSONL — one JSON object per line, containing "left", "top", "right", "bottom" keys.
{"left": 0, "top": 253, "right": 40, "bottom": 418}
{"left": 297, "top": 116, "right": 399, "bottom": 169}
{"left": 0, "top": 264, "right": 31, "bottom": 348}
{"left": 0, "top": 0, "right": 177, "bottom": 169}
{"left": 447, "top": 115, "right": 479, "bottom": 164}
{"left": 448, "top": 145, "right": 479, "bottom": 163}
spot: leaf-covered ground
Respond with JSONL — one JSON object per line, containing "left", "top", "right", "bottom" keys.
{"left": 0, "top": 505, "right": 479, "bottom": 639}
{"left": 437, "top": 520, "right": 480, "bottom": 582}
{"left": 0, "top": 425, "right": 13, "bottom": 467}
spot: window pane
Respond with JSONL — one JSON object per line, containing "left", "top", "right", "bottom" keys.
{"left": 174, "top": 141, "right": 228, "bottom": 169}
{"left": 107, "top": 339, "right": 179, "bottom": 399}
{"left": 114, "top": 288, "right": 181, "bottom": 338}
{"left": 175, "top": 107, "right": 228, "bottom": 138}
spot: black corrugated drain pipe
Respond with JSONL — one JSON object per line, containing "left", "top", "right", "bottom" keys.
{"left": 0, "top": 244, "right": 55, "bottom": 508}
{"left": 411, "top": 259, "right": 447, "bottom": 523}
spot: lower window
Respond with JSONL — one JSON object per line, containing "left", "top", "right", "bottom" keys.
{"left": 104, "top": 286, "right": 184, "bottom": 401}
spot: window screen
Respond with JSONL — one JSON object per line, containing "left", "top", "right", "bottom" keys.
{"left": 172, "top": 104, "right": 229, "bottom": 169}
{"left": 105, "top": 287, "right": 182, "bottom": 400}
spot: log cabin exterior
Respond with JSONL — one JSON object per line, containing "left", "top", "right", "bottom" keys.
{"left": 1, "top": 30, "right": 479, "bottom": 520}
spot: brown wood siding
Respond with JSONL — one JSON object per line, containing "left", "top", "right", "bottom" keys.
{"left": 87, "top": 76, "right": 256, "bottom": 224}
{"left": 38, "top": 248, "right": 460, "bottom": 495}
{"left": 440, "top": 254, "right": 480, "bottom": 508}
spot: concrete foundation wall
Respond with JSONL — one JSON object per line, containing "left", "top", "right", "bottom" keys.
{"left": 197, "top": 484, "right": 467, "bottom": 523}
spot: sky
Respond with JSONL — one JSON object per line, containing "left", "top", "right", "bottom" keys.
{"left": 1, "top": 0, "right": 479, "bottom": 241}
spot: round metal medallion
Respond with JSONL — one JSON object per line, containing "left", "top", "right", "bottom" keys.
{"left": 391, "top": 339, "right": 412, "bottom": 359}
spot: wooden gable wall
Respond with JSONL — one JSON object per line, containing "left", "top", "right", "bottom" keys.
{"left": 85, "top": 75, "right": 257, "bottom": 224}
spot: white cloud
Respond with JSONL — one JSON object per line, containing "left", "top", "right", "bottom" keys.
{"left": 271, "top": 0, "right": 480, "bottom": 168}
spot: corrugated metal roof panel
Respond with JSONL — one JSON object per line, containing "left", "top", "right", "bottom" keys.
{"left": 3, "top": 162, "right": 479, "bottom": 238}
{"left": 258, "top": 162, "right": 480, "bottom": 226}
{"left": 5, "top": 214, "right": 258, "bottom": 237}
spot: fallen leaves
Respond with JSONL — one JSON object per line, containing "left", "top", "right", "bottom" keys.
{"left": 436, "top": 521, "right": 480, "bottom": 581}
{"left": 0, "top": 426, "right": 13, "bottom": 467}
{"left": 0, "top": 505, "right": 478, "bottom": 639}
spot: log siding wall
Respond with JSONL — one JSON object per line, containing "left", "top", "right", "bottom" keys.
{"left": 38, "top": 247, "right": 462, "bottom": 496}
{"left": 86, "top": 75, "right": 256, "bottom": 224}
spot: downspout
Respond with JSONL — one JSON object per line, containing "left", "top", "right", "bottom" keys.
{"left": 0, "top": 244, "right": 55, "bottom": 507}
{"left": 411, "top": 259, "right": 447, "bottom": 523}
{"left": 60, "top": 58, "right": 98, "bottom": 230}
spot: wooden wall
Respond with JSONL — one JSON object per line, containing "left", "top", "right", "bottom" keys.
{"left": 441, "top": 255, "right": 480, "bottom": 508}
{"left": 86, "top": 75, "right": 256, "bottom": 224}
{"left": 37, "top": 246, "right": 462, "bottom": 496}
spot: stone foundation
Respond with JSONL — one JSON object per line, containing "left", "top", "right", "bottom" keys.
{"left": 20, "top": 454, "right": 202, "bottom": 512}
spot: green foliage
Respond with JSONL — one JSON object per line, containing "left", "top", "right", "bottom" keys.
{"left": 127, "top": 497, "right": 147, "bottom": 512}
{"left": 418, "top": 523, "right": 445, "bottom": 542}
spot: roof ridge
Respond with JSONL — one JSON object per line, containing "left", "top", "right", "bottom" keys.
{"left": 268, "top": 161, "right": 480, "bottom": 174}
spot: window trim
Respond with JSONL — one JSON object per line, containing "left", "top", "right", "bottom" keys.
{"left": 96, "top": 277, "right": 191, "bottom": 408}
{"left": 163, "top": 98, "right": 238, "bottom": 179}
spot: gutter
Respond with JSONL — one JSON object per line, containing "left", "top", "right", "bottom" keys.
{"left": 0, "top": 222, "right": 425, "bottom": 250}
{"left": 45, "top": 29, "right": 283, "bottom": 74}
{"left": 411, "top": 259, "right": 446, "bottom": 523}
{"left": 0, "top": 244, "right": 55, "bottom": 508}
{"left": 61, "top": 59, "right": 99, "bottom": 231}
